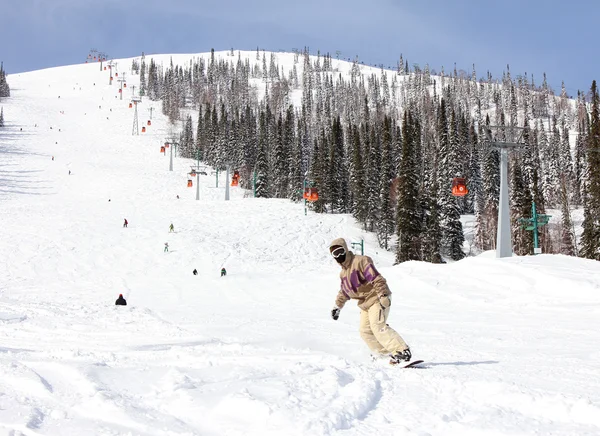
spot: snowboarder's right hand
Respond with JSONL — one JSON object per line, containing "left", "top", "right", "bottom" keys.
{"left": 331, "top": 307, "right": 341, "bottom": 321}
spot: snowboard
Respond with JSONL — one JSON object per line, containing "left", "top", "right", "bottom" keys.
{"left": 390, "top": 359, "right": 424, "bottom": 368}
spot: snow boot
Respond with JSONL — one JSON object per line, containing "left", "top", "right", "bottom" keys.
{"left": 389, "top": 348, "right": 412, "bottom": 365}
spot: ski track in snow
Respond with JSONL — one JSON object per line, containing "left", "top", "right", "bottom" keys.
{"left": 0, "top": 51, "right": 599, "bottom": 435}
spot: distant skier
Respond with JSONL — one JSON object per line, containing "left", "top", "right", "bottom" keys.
{"left": 169, "top": 223, "right": 174, "bottom": 233}
{"left": 221, "top": 268, "right": 227, "bottom": 277}
{"left": 68, "top": 170, "right": 71, "bottom": 175}
{"left": 123, "top": 218, "right": 128, "bottom": 228}
{"left": 328, "top": 238, "right": 412, "bottom": 365}
{"left": 164, "top": 242, "right": 169, "bottom": 252}
{"left": 193, "top": 269, "right": 198, "bottom": 275}
{"left": 115, "top": 294, "right": 127, "bottom": 306}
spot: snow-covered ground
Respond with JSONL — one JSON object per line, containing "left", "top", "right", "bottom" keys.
{"left": 1, "top": 53, "right": 599, "bottom": 436}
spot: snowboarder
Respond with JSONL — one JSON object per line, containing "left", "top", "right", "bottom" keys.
{"left": 115, "top": 294, "right": 127, "bottom": 306}
{"left": 123, "top": 218, "right": 128, "bottom": 228}
{"left": 193, "top": 269, "right": 198, "bottom": 275}
{"left": 169, "top": 223, "right": 174, "bottom": 233}
{"left": 221, "top": 268, "right": 227, "bottom": 277}
{"left": 164, "top": 242, "right": 169, "bottom": 252}
{"left": 328, "top": 238, "right": 412, "bottom": 365}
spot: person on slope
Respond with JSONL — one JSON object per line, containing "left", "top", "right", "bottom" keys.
{"left": 169, "top": 223, "right": 175, "bottom": 233}
{"left": 115, "top": 294, "right": 127, "bottom": 306}
{"left": 329, "top": 238, "right": 412, "bottom": 365}
{"left": 123, "top": 218, "right": 128, "bottom": 228}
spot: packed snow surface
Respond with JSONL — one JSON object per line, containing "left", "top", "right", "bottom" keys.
{"left": 1, "top": 52, "right": 599, "bottom": 436}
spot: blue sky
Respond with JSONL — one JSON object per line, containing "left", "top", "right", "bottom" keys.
{"left": 1, "top": 0, "right": 597, "bottom": 95}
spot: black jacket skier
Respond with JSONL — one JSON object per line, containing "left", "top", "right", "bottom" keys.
{"left": 115, "top": 294, "right": 127, "bottom": 306}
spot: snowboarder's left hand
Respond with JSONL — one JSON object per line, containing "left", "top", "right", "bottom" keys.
{"left": 379, "top": 295, "right": 391, "bottom": 309}
{"left": 331, "top": 307, "right": 341, "bottom": 320}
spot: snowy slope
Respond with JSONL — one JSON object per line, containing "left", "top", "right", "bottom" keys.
{"left": 0, "top": 56, "right": 599, "bottom": 436}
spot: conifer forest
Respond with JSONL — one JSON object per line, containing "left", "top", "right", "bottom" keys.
{"left": 134, "top": 48, "right": 600, "bottom": 262}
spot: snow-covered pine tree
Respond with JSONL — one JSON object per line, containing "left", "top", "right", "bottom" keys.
{"left": 510, "top": 155, "right": 534, "bottom": 255}
{"left": 364, "top": 121, "right": 381, "bottom": 231}
{"left": 0, "top": 62, "right": 10, "bottom": 98}
{"left": 558, "top": 175, "right": 576, "bottom": 256}
{"left": 179, "top": 115, "right": 194, "bottom": 158}
{"left": 140, "top": 59, "right": 147, "bottom": 96}
{"left": 349, "top": 124, "right": 368, "bottom": 227}
{"left": 395, "top": 110, "right": 422, "bottom": 263}
{"left": 377, "top": 116, "right": 395, "bottom": 249}
{"left": 254, "top": 110, "right": 270, "bottom": 198}
{"left": 476, "top": 115, "right": 500, "bottom": 251}
{"left": 287, "top": 108, "right": 303, "bottom": 202}
{"left": 327, "top": 116, "right": 349, "bottom": 213}
{"left": 309, "top": 131, "right": 328, "bottom": 213}
{"left": 438, "top": 102, "right": 465, "bottom": 260}
{"left": 580, "top": 80, "right": 600, "bottom": 260}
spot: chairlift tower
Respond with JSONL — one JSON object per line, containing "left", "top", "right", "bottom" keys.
{"left": 130, "top": 85, "right": 138, "bottom": 100}
{"left": 117, "top": 73, "right": 127, "bottom": 100}
{"left": 483, "top": 125, "right": 527, "bottom": 258}
{"left": 148, "top": 107, "right": 154, "bottom": 120}
{"left": 98, "top": 52, "right": 108, "bottom": 71}
{"left": 107, "top": 60, "right": 115, "bottom": 85}
{"left": 165, "top": 138, "right": 179, "bottom": 171}
{"left": 131, "top": 96, "right": 142, "bottom": 135}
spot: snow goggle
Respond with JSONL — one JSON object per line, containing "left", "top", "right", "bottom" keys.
{"left": 331, "top": 247, "right": 346, "bottom": 258}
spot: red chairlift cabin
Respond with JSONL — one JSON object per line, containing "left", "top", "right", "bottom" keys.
{"left": 123, "top": 83, "right": 127, "bottom": 88}
{"left": 104, "top": 66, "right": 107, "bottom": 71}
{"left": 190, "top": 171, "right": 197, "bottom": 177}
{"left": 118, "top": 89, "right": 122, "bottom": 93}
{"left": 187, "top": 180, "right": 193, "bottom": 187}
{"left": 231, "top": 170, "right": 240, "bottom": 186}
{"left": 141, "top": 127, "right": 146, "bottom": 133}
{"left": 160, "top": 146, "right": 166, "bottom": 153}
{"left": 307, "top": 188, "right": 319, "bottom": 202}
{"left": 302, "top": 187, "right": 310, "bottom": 199}
{"left": 451, "top": 177, "right": 468, "bottom": 197}
{"left": 115, "top": 73, "right": 118, "bottom": 77}
{"left": 164, "top": 143, "right": 170, "bottom": 148}
{"left": 128, "top": 103, "right": 132, "bottom": 108}
{"left": 147, "top": 120, "right": 152, "bottom": 126}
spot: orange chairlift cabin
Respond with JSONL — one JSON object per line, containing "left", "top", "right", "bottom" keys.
{"left": 129, "top": 103, "right": 132, "bottom": 108}
{"left": 147, "top": 120, "right": 152, "bottom": 126}
{"left": 141, "top": 127, "right": 146, "bottom": 133}
{"left": 303, "top": 187, "right": 319, "bottom": 202}
{"left": 231, "top": 170, "right": 240, "bottom": 187}
{"left": 451, "top": 177, "right": 468, "bottom": 197}
{"left": 160, "top": 146, "right": 166, "bottom": 153}
{"left": 187, "top": 179, "right": 193, "bottom": 187}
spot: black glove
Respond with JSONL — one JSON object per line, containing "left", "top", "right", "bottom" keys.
{"left": 331, "top": 307, "right": 341, "bottom": 320}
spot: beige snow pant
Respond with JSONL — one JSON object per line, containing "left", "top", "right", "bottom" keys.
{"left": 359, "top": 303, "right": 408, "bottom": 355}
